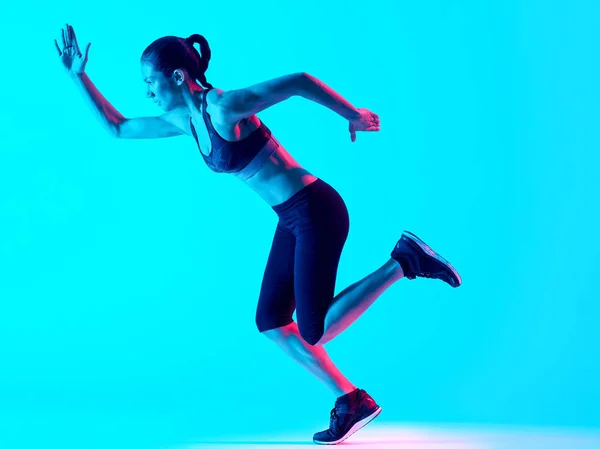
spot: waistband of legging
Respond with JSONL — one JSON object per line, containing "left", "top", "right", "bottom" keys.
{"left": 271, "top": 178, "right": 324, "bottom": 214}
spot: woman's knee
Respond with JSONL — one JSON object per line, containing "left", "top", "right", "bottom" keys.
{"left": 258, "top": 319, "right": 323, "bottom": 346}
{"left": 255, "top": 306, "right": 295, "bottom": 337}
{"left": 255, "top": 308, "right": 289, "bottom": 335}
{"left": 298, "top": 321, "right": 325, "bottom": 346}
{"left": 259, "top": 320, "right": 297, "bottom": 341}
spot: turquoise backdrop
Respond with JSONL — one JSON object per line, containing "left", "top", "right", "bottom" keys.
{"left": 1, "top": 1, "right": 598, "bottom": 447}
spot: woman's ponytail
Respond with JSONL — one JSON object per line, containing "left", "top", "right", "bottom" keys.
{"left": 186, "top": 34, "right": 214, "bottom": 89}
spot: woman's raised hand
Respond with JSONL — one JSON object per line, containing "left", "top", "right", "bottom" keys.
{"left": 349, "top": 108, "right": 380, "bottom": 142}
{"left": 54, "top": 24, "right": 91, "bottom": 76}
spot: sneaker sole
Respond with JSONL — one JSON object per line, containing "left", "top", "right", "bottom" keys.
{"left": 313, "top": 406, "right": 382, "bottom": 445}
{"left": 403, "top": 231, "right": 462, "bottom": 287}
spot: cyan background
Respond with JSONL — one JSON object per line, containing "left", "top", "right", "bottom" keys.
{"left": 0, "top": 0, "right": 598, "bottom": 447}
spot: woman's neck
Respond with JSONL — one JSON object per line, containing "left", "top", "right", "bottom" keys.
{"left": 181, "top": 80, "right": 205, "bottom": 113}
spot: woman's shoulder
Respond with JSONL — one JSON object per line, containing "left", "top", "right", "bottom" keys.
{"left": 205, "top": 87, "right": 224, "bottom": 102}
{"left": 205, "top": 88, "right": 225, "bottom": 115}
{"left": 190, "top": 87, "right": 224, "bottom": 123}
{"left": 205, "top": 88, "right": 262, "bottom": 130}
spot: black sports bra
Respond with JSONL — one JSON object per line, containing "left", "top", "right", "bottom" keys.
{"left": 189, "top": 88, "right": 274, "bottom": 176}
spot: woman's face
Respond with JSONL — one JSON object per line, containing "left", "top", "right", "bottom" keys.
{"left": 141, "top": 63, "right": 183, "bottom": 111}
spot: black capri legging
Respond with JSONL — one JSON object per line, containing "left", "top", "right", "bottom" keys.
{"left": 255, "top": 178, "right": 350, "bottom": 346}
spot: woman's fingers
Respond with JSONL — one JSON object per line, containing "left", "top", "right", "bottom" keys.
{"left": 349, "top": 123, "right": 356, "bottom": 142}
{"left": 54, "top": 39, "right": 62, "bottom": 56}
{"left": 58, "top": 24, "right": 81, "bottom": 57}
{"left": 65, "top": 24, "right": 74, "bottom": 50}
{"left": 69, "top": 25, "right": 81, "bottom": 55}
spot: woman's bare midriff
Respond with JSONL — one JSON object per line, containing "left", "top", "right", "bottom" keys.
{"left": 236, "top": 141, "right": 316, "bottom": 206}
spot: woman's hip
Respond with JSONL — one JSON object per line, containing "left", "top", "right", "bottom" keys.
{"left": 272, "top": 178, "right": 349, "bottom": 236}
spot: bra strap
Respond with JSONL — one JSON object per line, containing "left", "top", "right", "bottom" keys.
{"left": 201, "top": 88, "right": 213, "bottom": 127}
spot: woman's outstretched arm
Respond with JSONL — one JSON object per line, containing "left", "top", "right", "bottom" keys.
{"left": 215, "top": 72, "right": 360, "bottom": 122}
{"left": 70, "top": 72, "right": 124, "bottom": 137}
{"left": 215, "top": 72, "right": 379, "bottom": 141}
{"left": 71, "top": 73, "right": 183, "bottom": 139}
{"left": 56, "top": 24, "right": 183, "bottom": 139}
{"left": 296, "top": 72, "right": 363, "bottom": 120}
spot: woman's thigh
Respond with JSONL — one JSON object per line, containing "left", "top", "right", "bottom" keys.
{"left": 255, "top": 223, "right": 297, "bottom": 333}
{"left": 265, "top": 178, "right": 350, "bottom": 344}
{"left": 294, "top": 215, "right": 349, "bottom": 345}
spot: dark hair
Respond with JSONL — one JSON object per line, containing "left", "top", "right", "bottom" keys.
{"left": 141, "top": 34, "right": 214, "bottom": 88}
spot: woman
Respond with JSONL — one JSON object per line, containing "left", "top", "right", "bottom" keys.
{"left": 54, "top": 24, "right": 462, "bottom": 445}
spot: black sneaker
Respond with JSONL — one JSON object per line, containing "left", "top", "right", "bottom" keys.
{"left": 313, "top": 388, "right": 382, "bottom": 445}
{"left": 391, "top": 230, "right": 462, "bottom": 287}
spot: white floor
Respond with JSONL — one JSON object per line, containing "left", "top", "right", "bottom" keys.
{"left": 176, "top": 422, "right": 600, "bottom": 449}
{"left": 1, "top": 413, "right": 598, "bottom": 449}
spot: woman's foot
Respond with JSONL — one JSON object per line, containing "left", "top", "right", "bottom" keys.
{"left": 391, "top": 231, "right": 462, "bottom": 287}
{"left": 313, "top": 388, "right": 382, "bottom": 445}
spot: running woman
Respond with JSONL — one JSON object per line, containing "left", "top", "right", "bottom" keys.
{"left": 54, "top": 24, "right": 462, "bottom": 445}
